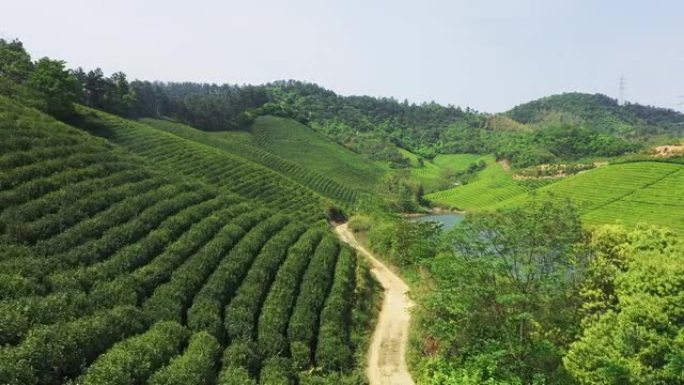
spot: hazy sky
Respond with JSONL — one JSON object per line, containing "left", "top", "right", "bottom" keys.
{"left": 2, "top": 0, "right": 683, "bottom": 112}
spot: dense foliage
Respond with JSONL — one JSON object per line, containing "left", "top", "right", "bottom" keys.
{"left": 2, "top": 36, "right": 683, "bottom": 385}
{"left": 508, "top": 92, "right": 684, "bottom": 137}
{"left": 354, "top": 199, "right": 684, "bottom": 385}
{"left": 0, "top": 90, "right": 371, "bottom": 384}
{"left": 4, "top": 37, "right": 682, "bottom": 171}
{"left": 565, "top": 225, "right": 684, "bottom": 384}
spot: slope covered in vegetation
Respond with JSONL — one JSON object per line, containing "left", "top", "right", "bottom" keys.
{"left": 428, "top": 159, "right": 684, "bottom": 232}
{"left": 0, "top": 96, "right": 375, "bottom": 385}
{"left": 499, "top": 161, "right": 684, "bottom": 232}
{"left": 251, "top": 115, "right": 387, "bottom": 193}
{"left": 73, "top": 106, "right": 332, "bottom": 223}
{"left": 139, "top": 117, "right": 363, "bottom": 207}
{"left": 507, "top": 92, "right": 684, "bottom": 137}
{"left": 425, "top": 160, "right": 550, "bottom": 210}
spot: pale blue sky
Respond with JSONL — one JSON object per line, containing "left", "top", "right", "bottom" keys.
{"left": 2, "top": 0, "right": 683, "bottom": 112}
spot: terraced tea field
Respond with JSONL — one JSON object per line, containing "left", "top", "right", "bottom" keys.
{"left": 429, "top": 157, "right": 684, "bottom": 232}
{"left": 405, "top": 151, "right": 493, "bottom": 192}
{"left": 425, "top": 161, "right": 550, "bottom": 210}
{"left": 503, "top": 161, "right": 684, "bottom": 232}
{"left": 75, "top": 107, "right": 329, "bottom": 223}
{"left": 139, "top": 118, "right": 361, "bottom": 207}
{"left": 252, "top": 116, "right": 387, "bottom": 193}
{"left": 0, "top": 97, "right": 373, "bottom": 385}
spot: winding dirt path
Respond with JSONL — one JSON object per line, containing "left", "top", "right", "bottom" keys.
{"left": 335, "top": 223, "right": 416, "bottom": 385}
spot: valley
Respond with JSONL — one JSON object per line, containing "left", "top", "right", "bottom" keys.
{"left": 1, "top": 35, "right": 683, "bottom": 385}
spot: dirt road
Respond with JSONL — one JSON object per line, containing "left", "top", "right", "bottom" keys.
{"left": 335, "top": 223, "right": 416, "bottom": 385}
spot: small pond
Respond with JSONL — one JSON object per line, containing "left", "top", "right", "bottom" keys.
{"left": 410, "top": 213, "right": 464, "bottom": 230}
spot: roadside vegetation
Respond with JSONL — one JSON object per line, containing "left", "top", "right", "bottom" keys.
{"left": 347, "top": 199, "right": 684, "bottom": 385}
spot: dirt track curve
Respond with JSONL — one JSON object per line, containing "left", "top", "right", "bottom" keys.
{"left": 335, "top": 223, "right": 416, "bottom": 385}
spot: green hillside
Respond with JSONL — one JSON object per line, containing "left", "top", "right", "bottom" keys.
{"left": 74, "top": 107, "right": 333, "bottom": 223}
{"left": 498, "top": 161, "right": 684, "bottom": 232}
{"left": 506, "top": 92, "right": 684, "bottom": 137}
{"left": 429, "top": 158, "right": 684, "bottom": 232}
{"left": 139, "top": 117, "right": 362, "bottom": 206}
{"left": 404, "top": 150, "right": 491, "bottom": 192}
{"left": 251, "top": 116, "right": 388, "bottom": 193}
{"left": 0, "top": 96, "right": 373, "bottom": 384}
{"left": 425, "top": 161, "right": 550, "bottom": 210}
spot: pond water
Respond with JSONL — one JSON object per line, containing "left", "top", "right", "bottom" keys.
{"left": 410, "top": 213, "right": 465, "bottom": 230}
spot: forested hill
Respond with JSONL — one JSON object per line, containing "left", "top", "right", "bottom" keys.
{"left": 262, "top": 80, "right": 475, "bottom": 163}
{"left": 2, "top": 38, "right": 683, "bottom": 170}
{"left": 506, "top": 92, "right": 684, "bottom": 137}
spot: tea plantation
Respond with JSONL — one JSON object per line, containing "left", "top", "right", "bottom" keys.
{"left": 0, "top": 96, "right": 374, "bottom": 385}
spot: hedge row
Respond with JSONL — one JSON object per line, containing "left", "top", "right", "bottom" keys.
{"left": 0, "top": 289, "right": 90, "bottom": 346}
{"left": 0, "top": 305, "right": 146, "bottom": 385}
{"left": 0, "top": 142, "right": 102, "bottom": 171}
{"left": 40, "top": 185, "right": 208, "bottom": 269}
{"left": 287, "top": 235, "right": 340, "bottom": 369}
{"left": 31, "top": 182, "right": 186, "bottom": 258}
{"left": 259, "top": 357, "right": 297, "bottom": 385}
{"left": 6, "top": 174, "right": 161, "bottom": 244}
{"left": 0, "top": 201, "right": 244, "bottom": 346}
{"left": 0, "top": 151, "right": 119, "bottom": 191}
{"left": 224, "top": 222, "right": 305, "bottom": 341}
{"left": 80, "top": 321, "right": 188, "bottom": 385}
{"left": 257, "top": 228, "right": 323, "bottom": 357}
{"left": 315, "top": 247, "right": 356, "bottom": 371}
{"left": 81, "top": 108, "right": 325, "bottom": 223}
{"left": 0, "top": 160, "right": 135, "bottom": 211}
{"left": 148, "top": 331, "right": 221, "bottom": 385}
{"left": 143, "top": 209, "right": 270, "bottom": 324}
{"left": 48, "top": 194, "right": 233, "bottom": 292}
{"left": 0, "top": 168, "right": 148, "bottom": 229}
{"left": 187, "top": 214, "right": 289, "bottom": 341}
{"left": 87, "top": 205, "right": 253, "bottom": 309}
{"left": 217, "top": 340, "right": 260, "bottom": 385}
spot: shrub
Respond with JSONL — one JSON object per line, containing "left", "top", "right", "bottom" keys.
{"left": 224, "top": 222, "right": 304, "bottom": 341}
{"left": 81, "top": 321, "right": 189, "bottom": 385}
{"left": 260, "top": 357, "right": 296, "bottom": 385}
{"left": 257, "top": 228, "right": 323, "bottom": 357}
{"left": 148, "top": 331, "right": 221, "bottom": 385}
{"left": 316, "top": 247, "right": 356, "bottom": 371}
{"left": 288, "top": 235, "right": 340, "bottom": 369}
{"left": 0, "top": 305, "right": 146, "bottom": 385}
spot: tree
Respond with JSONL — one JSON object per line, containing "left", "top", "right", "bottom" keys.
{"left": 0, "top": 39, "right": 32, "bottom": 83}
{"left": 564, "top": 225, "right": 684, "bottom": 385}
{"left": 0, "top": 39, "right": 34, "bottom": 100}
{"left": 426, "top": 199, "right": 587, "bottom": 383}
{"left": 82, "top": 68, "right": 108, "bottom": 108}
{"left": 27, "top": 58, "right": 80, "bottom": 118}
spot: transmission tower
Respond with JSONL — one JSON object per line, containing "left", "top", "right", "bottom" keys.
{"left": 619, "top": 75, "right": 626, "bottom": 105}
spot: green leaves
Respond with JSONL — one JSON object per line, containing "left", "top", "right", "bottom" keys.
{"left": 565, "top": 229, "right": 684, "bottom": 385}
{"left": 288, "top": 236, "right": 340, "bottom": 369}
{"left": 421, "top": 200, "right": 587, "bottom": 383}
{"left": 81, "top": 321, "right": 188, "bottom": 385}
{"left": 148, "top": 331, "right": 221, "bottom": 385}
{"left": 27, "top": 58, "right": 80, "bottom": 118}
